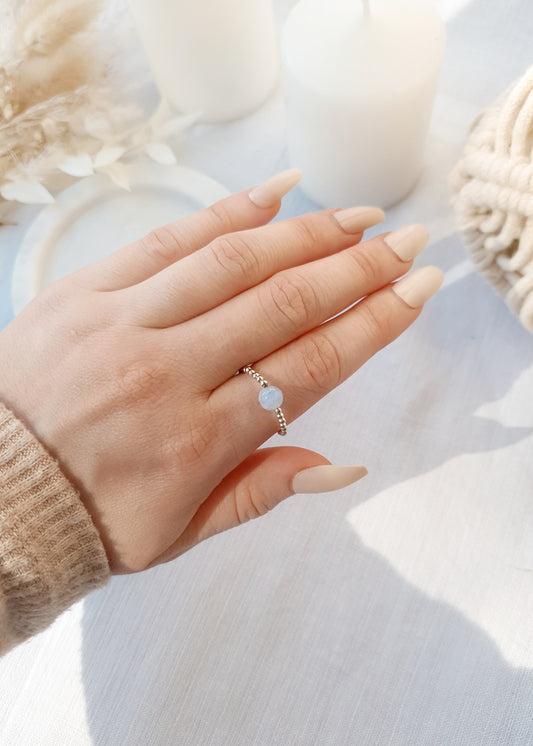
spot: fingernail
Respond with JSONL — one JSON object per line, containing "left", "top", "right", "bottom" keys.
{"left": 392, "top": 266, "right": 444, "bottom": 308}
{"left": 333, "top": 206, "right": 386, "bottom": 234}
{"left": 249, "top": 169, "right": 303, "bottom": 208}
{"left": 385, "top": 224, "right": 430, "bottom": 261}
{"left": 292, "top": 465, "right": 368, "bottom": 495}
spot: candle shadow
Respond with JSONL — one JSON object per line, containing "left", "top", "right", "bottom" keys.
{"left": 79, "top": 521, "right": 533, "bottom": 744}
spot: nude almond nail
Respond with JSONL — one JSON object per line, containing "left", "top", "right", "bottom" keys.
{"left": 249, "top": 169, "right": 303, "bottom": 208}
{"left": 392, "top": 266, "right": 444, "bottom": 308}
{"left": 333, "top": 206, "right": 386, "bottom": 234}
{"left": 291, "top": 465, "right": 368, "bottom": 495}
{"left": 385, "top": 224, "right": 430, "bottom": 261}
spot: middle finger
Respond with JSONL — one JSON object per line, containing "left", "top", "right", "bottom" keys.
{"left": 117, "top": 206, "right": 386, "bottom": 327}
{"left": 188, "top": 224, "right": 430, "bottom": 389}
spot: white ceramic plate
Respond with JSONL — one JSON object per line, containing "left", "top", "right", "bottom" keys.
{"left": 11, "top": 162, "right": 231, "bottom": 315}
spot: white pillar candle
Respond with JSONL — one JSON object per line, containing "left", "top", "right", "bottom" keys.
{"left": 281, "top": 0, "right": 446, "bottom": 208}
{"left": 128, "top": 0, "right": 280, "bottom": 123}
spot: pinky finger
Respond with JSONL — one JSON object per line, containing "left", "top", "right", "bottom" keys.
{"left": 147, "top": 448, "right": 367, "bottom": 567}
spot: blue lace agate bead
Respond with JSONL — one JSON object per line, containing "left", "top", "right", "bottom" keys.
{"left": 258, "top": 386, "right": 284, "bottom": 411}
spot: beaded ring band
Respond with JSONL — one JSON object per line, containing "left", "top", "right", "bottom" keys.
{"left": 239, "top": 365, "right": 288, "bottom": 436}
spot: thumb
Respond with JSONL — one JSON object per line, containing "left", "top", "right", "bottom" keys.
{"left": 152, "top": 448, "right": 367, "bottom": 566}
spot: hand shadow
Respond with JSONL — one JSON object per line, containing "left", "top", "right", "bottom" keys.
{"left": 81, "top": 518, "right": 533, "bottom": 745}
{"left": 79, "top": 230, "right": 533, "bottom": 746}
{"left": 297, "top": 232, "right": 533, "bottom": 503}
{"left": 80, "top": 2, "right": 532, "bottom": 740}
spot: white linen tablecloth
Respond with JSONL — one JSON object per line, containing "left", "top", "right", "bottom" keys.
{"left": 0, "top": 1, "right": 532, "bottom": 744}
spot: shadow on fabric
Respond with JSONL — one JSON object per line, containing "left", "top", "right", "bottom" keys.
{"left": 81, "top": 526, "right": 533, "bottom": 745}
{"left": 80, "top": 0, "right": 533, "bottom": 739}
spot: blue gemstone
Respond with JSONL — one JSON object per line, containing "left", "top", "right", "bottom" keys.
{"left": 258, "top": 385, "right": 284, "bottom": 411}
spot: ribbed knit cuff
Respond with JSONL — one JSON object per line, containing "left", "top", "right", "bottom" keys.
{"left": 0, "top": 402, "right": 110, "bottom": 655}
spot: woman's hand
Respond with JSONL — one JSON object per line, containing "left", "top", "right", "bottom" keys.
{"left": 0, "top": 170, "right": 443, "bottom": 573}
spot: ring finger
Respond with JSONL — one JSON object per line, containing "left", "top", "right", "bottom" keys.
{"left": 212, "top": 265, "right": 444, "bottom": 459}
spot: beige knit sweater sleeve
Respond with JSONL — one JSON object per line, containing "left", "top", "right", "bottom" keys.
{"left": 0, "top": 402, "right": 110, "bottom": 656}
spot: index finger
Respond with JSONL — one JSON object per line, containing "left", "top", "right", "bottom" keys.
{"left": 70, "top": 169, "right": 303, "bottom": 292}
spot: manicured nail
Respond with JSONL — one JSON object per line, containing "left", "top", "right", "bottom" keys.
{"left": 385, "top": 224, "right": 430, "bottom": 261}
{"left": 292, "top": 465, "right": 368, "bottom": 495}
{"left": 249, "top": 169, "right": 303, "bottom": 208}
{"left": 392, "top": 266, "right": 444, "bottom": 308}
{"left": 333, "top": 206, "right": 386, "bottom": 234}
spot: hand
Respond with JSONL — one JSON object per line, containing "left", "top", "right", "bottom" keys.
{"left": 0, "top": 170, "right": 443, "bottom": 573}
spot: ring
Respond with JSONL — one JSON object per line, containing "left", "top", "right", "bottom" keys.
{"left": 239, "top": 365, "right": 288, "bottom": 436}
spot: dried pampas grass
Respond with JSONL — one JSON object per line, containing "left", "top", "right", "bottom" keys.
{"left": 0, "top": 0, "right": 191, "bottom": 213}
{"left": 8, "top": 0, "right": 103, "bottom": 107}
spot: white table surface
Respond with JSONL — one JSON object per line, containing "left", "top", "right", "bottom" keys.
{"left": 1, "top": 1, "right": 532, "bottom": 744}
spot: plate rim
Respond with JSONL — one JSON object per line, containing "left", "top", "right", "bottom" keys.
{"left": 11, "top": 162, "right": 231, "bottom": 316}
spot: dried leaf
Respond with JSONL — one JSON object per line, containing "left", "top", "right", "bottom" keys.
{"left": 58, "top": 153, "right": 94, "bottom": 176}
{"left": 93, "top": 146, "right": 125, "bottom": 168}
{"left": 145, "top": 142, "right": 176, "bottom": 166}
{"left": 157, "top": 112, "right": 199, "bottom": 139}
{"left": 130, "top": 130, "right": 147, "bottom": 148}
{"left": 84, "top": 112, "right": 112, "bottom": 138}
{"left": 1, "top": 179, "right": 55, "bottom": 204}
{"left": 40, "top": 117, "right": 59, "bottom": 138}
{"left": 149, "top": 98, "right": 172, "bottom": 132}
{"left": 101, "top": 162, "right": 130, "bottom": 191}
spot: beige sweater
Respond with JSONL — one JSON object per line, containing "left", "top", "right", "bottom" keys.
{"left": 0, "top": 402, "right": 110, "bottom": 656}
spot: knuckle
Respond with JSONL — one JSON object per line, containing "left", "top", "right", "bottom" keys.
{"left": 33, "top": 284, "right": 70, "bottom": 317}
{"left": 114, "top": 359, "right": 169, "bottom": 405}
{"left": 266, "top": 272, "right": 320, "bottom": 331}
{"left": 140, "top": 225, "right": 181, "bottom": 265}
{"left": 292, "top": 215, "right": 323, "bottom": 248}
{"left": 179, "top": 422, "right": 215, "bottom": 466}
{"left": 358, "top": 300, "right": 396, "bottom": 349}
{"left": 233, "top": 481, "right": 268, "bottom": 524}
{"left": 168, "top": 404, "right": 219, "bottom": 471}
{"left": 32, "top": 284, "right": 101, "bottom": 336}
{"left": 348, "top": 246, "right": 383, "bottom": 288}
{"left": 207, "top": 199, "right": 233, "bottom": 230}
{"left": 209, "top": 234, "right": 260, "bottom": 281}
{"left": 300, "top": 333, "right": 342, "bottom": 392}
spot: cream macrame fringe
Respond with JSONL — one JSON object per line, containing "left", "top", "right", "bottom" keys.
{"left": 451, "top": 65, "right": 533, "bottom": 333}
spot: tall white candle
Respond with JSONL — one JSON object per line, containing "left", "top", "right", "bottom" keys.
{"left": 281, "top": 0, "right": 446, "bottom": 208}
{"left": 129, "top": 0, "right": 280, "bottom": 123}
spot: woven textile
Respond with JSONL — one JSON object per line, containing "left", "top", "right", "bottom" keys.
{"left": 451, "top": 65, "right": 533, "bottom": 332}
